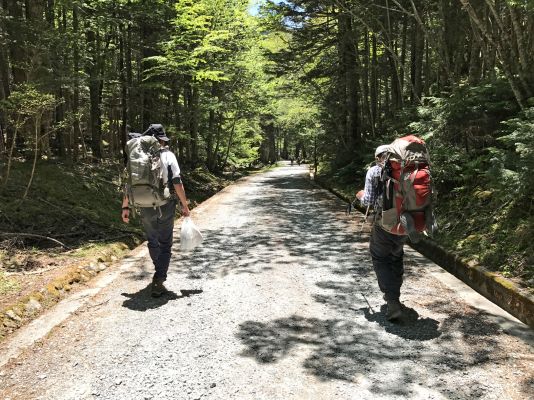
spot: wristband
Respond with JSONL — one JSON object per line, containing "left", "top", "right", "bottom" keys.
{"left": 122, "top": 206, "right": 130, "bottom": 210}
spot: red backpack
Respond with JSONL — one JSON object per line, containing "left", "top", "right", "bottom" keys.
{"left": 380, "top": 135, "right": 433, "bottom": 235}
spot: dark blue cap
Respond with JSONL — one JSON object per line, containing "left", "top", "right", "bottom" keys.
{"left": 144, "top": 124, "right": 169, "bottom": 141}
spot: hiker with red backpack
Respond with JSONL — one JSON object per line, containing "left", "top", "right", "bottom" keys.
{"left": 121, "top": 124, "right": 191, "bottom": 297}
{"left": 356, "top": 136, "right": 436, "bottom": 321}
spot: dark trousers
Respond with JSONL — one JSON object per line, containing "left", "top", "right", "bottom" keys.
{"left": 140, "top": 201, "right": 177, "bottom": 281}
{"left": 369, "top": 224, "right": 407, "bottom": 301}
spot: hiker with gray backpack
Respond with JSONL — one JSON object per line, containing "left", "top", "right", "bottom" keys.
{"left": 121, "top": 124, "right": 190, "bottom": 297}
{"left": 356, "top": 135, "right": 436, "bottom": 320}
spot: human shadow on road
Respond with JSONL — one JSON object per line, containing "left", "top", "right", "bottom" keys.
{"left": 362, "top": 305, "right": 441, "bottom": 341}
{"left": 121, "top": 285, "right": 203, "bottom": 311}
{"left": 237, "top": 315, "right": 423, "bottom": 396}
{"left": 236, "top": 309, "right": 509, "bottom": 399}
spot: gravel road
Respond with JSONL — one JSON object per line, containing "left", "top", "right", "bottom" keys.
{"left": 0, "top": 164, "right": 532, "bottom": 400}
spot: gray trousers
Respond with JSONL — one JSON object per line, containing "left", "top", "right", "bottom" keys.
{"left": 369, "top": 224, "right": 407, "bottom": 301}
{"left": 140, "top": 200, "right": 177, "bottom": 281}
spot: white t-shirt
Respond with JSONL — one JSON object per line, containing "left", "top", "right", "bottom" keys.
{"left": 160, "top": 148, "right": 181, "bottom": 186}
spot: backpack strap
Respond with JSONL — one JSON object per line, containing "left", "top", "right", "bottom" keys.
{"left": 410, "top": 161, "right": 419, "bottom": 183}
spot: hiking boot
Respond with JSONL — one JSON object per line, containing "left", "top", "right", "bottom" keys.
{"left": 151, "top": 279, "right": 168, "bottom": 298}
{"left": 386, "top": 299, "right": 403, "bottom": 321}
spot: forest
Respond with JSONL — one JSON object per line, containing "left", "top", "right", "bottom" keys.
{"left": 0, "top": 0, "right": 532, "bottom": 288}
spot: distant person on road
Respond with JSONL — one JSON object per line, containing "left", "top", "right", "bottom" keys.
{"left": 121, "top": 124, "right": 190, "bottom": 297}
{"left": 356, "top": 144, "right": 406, "bottom": 321}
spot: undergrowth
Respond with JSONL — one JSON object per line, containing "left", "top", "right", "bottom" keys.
{"left": 0, "top": 270, "right": 20, "bottom": 295}
{"left": 0, "top": 159, "right": 238, "bottom": 274}
{"left": 0, "top": 160, "right": 141, "bottom": 250}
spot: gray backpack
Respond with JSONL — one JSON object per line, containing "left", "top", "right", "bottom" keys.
{"left": 126, "top": 135, "right": 168, "bottom": 208}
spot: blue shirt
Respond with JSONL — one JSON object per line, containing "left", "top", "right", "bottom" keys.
{"left": 360, "top": 165, "right": 382, "bottom": 207}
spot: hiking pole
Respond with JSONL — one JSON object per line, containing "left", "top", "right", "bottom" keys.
{"left": 358, "top": 204, "right": 371, "bottom": 234}
{"left": 361, "top": 293, "right": 374, "bottom": 314}
{"left": 346, "top": 197, "right": 357, "bottom": 215}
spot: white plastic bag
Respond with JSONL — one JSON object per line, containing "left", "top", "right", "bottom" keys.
{"left": 180, "top": 217, "right": 203, "bottom": 252}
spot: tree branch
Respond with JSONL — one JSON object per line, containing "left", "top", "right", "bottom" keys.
{"left": 0, "top": 232, "right": 71, "bottom": 249}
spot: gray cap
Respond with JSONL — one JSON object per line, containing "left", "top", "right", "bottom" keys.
{"left": 375, "top": 144, "right": 390, "bottom": 158}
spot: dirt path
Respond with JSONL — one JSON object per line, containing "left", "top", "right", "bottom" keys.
{"left": 0, "top": 164, "right": 532, "bottom": 400}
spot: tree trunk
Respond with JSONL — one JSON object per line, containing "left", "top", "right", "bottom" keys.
{"left": 212, "top": 112, "right": 222, "bottom": 170}
{"left": 183, "top": 83, "right": 191, "bottom": 164}
{"left": 336, "top": 8, "right": 348, "bottom": 145}
{"left": 48, "top": 0, "right": 66, "bottom": 158}
{"left": 190, "top": 85, "right": 199, "bottom": 167}
{"left": 222, "top": 116, "right": 237, "bottom": 170}
{"left": 388, "top": 49, "right": 402, "bottom": 110}
{"left": 410, "top": 19, "right": 424, "bottom": 104}
{"left": 7, "top": 0, "right": 26, "bottom": 84}
{"left": 25, "top": 0, "right": 47, "bottom": 84}
{"left": 171, "top": 81, "right": 184, "bottom": 162}
{"left": 0, "top": 0, "right": 10, "bottom": 100}
{"left": 119, "top": 27, "right": 128, "bottom": 165}
{"left": 384, "top": 76, "right": 390, "bottom": 117}
{"left": 468, "top": 25, "right": 482, "bottom": 85}
{"left": 206, "top": 82, "right": 217, "bottom": 171}
{"left": 400, "top": 15, "right": 408, "bottom": 96}
{"left": 72, "top": 3, "right": 80, "bottom": 162}
{"left": 86, "top": 28, "right": 103, "bottom": 161}
{"left": 362, "top": 30, "right": 374, "bottom": 135}
{"left": 459, "top": 0, "right": 526, "bottom": 108}
{"left": 0, "top": 30, "right": 11, "bottom": 160}
{"left": 338, "top": 7, "right": 360, "bottom": 148}
{"left": 508, "top": 5, "right": 532, "bottom": 97}
{"left": 437, "top": 0, "right": 453, "bottom": 86}
{"left": 0, "top": 45, "right": 10, "bottom": 99}
{"left": 370, "top": 34, "right": 378, "bottom": 128}
{"left": 22, "top": 113, "right": 41, "bottom": 200}
{"left": 126, "top": 15, "right": 135, "bottom": 130}
{"left": 269, "top": 128, "right": 276, "bottom": 164}
{"left": 346, "top": 24, "right": 360, "bottom": 147}
{"left": 140, "top": 16, "right": 156, "bottom": 129}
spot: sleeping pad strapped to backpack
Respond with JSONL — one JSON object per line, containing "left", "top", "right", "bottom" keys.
{"left": 380, "top": 135, "right": 433, "bottom": 235}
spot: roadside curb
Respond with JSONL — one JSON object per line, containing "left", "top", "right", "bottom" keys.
{"left": 0, "top": 244, "right": 130, "bottom": 342}
{"left": 0, "top": 246, "right": 148, "bottom": 369}
{"left": 313, "top": 176, "right": 534, "bottom": 329}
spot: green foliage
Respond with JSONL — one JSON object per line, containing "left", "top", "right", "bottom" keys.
{"left": 410, "top": 80, "right": 519, "bottom": 152}
{"left": 498, "top": 107, "right": 534, "bottom": 199}
{"left": 0, "top": 85, "right": 56, "bottom": 125}
{"left": 402, "top": 82, "right": 533, "bottom": 283}
{"left": 0, "top": 161, "right": 134, "bottom": 247}
{"left": 163, "top": 0, "right": 251, "bottom": 83}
